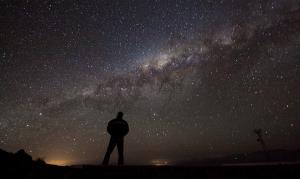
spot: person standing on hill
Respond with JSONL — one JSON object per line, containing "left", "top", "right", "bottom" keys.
{"left": 102, "top": 112, "right": 129, "bottom": 165}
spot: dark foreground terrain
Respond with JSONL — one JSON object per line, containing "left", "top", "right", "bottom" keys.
{"left": 2, "top": 164, "right": 300, "bottom": 179}
{"left": 1, "top": 149, "right": 300, "bottom": 178}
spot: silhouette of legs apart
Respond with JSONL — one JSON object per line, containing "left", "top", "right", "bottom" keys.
{"left": 117, "top": 138, "right": 124, "bottom": 165}
{"left": 102, "top": 138, "right": 117, "bottom": 165}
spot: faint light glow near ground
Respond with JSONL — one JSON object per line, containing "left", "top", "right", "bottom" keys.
{"left": 151, "top": 159, "right": 170, "bottom": 166}
{"left": 46, "top": 159, "right": 70, "bottom": 166}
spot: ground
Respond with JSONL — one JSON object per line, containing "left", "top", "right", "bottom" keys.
{"left": 3, "top": 164, "right": 300, "bottom": 179}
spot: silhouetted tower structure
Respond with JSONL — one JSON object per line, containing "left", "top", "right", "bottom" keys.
{"left": 254, "top": 129, "right": 270, "bottom": 161}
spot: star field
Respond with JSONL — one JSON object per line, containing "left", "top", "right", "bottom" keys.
{"left": 0, "top": 0, "right": 299, "bottom": 165}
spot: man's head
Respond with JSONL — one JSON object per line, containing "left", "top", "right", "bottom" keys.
{"left": 116, "top": 112, "right": 123, "bottom": 119}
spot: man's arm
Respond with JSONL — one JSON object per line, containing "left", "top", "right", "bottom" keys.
{"left": 107, "top": 121, "right": 112, "bottom": 135}
{"left": 125, "top": 122, "right": 129, "bottom": 135}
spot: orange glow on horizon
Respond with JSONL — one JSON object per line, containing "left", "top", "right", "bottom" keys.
{"left": 46, "top": 159, "right": 71, "bottom": 166}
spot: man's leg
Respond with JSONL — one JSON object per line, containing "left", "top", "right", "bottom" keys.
{"left": 102, "top": 138, "right": 117, "bottom": 165}
{"left": 117, "top": 138, "right": 124, "bottom": 165}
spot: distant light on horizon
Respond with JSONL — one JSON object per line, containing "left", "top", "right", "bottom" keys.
{"left": 46, "top": 159, "right": 71, "bottom": 166}
{"left": 151, "top": 159, "right": 170, "bottom": 166}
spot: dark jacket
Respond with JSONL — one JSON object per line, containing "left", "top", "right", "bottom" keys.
{"left": 107, "top": 119, "right": 129, "bottom": 138}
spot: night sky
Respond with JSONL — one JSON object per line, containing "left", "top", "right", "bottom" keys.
{"left": 0, "top": 0, "right": 300, "bottom": 166}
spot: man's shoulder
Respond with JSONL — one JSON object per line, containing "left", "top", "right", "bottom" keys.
{"left": 121, "top": 119, "right": 128, "bottom": 124}
{"left": 109, "top": 119, "right": 127, "bottom": 125}
{"left": 108, "top": 119, "right": 117, "bottom": 124}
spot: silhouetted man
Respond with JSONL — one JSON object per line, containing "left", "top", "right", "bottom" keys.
{"left": 102, "top": 112, "right": 129, "bottom": 165}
